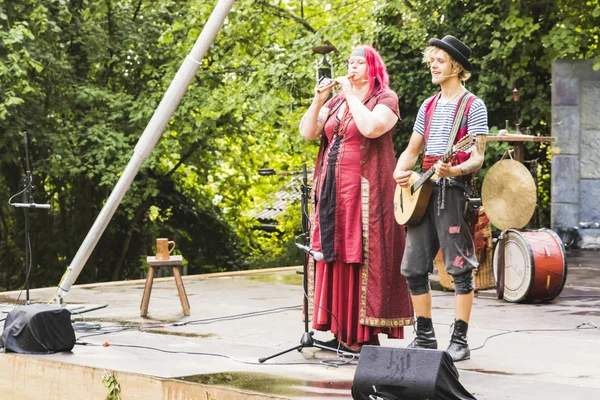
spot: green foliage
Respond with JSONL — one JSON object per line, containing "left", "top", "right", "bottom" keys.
{"left": 0, "top": 0, "right": 246, "bottom": 289}
{"left": 102, "top": 370, "right": 121, "bottom": 400}
{"left": 0, "top": 0, "right": 378, "bottom": 289}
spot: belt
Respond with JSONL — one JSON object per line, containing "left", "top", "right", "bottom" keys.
{"left": 434, "top": 176, "right": 475, "bottom": 197}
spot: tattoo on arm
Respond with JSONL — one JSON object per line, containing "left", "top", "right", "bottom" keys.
{"left": 458, "top": 136, "right": 486, "bottom": 175}
{"left": 314, "top": 112, "right": 326, "bottom": 136}
{"left": 459, "top": 161, "right": 479, "bottom": 175}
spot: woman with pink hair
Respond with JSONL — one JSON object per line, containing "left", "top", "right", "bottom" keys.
{"left": 300, "top": 45, "right": 414, "bottom": 352}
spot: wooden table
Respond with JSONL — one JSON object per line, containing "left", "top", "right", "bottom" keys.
{"left": 485, "top": 135, "right": 555, "bottom": 163}
{"left": 140, "top": 255, "right": 190, "bottom": 317}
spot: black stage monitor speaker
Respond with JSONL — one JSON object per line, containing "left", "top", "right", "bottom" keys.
{"left": 352, "top": 346, "right": 476, "bottom": 400}
{"left": 1, "top": 304, "right": 75, "bottom": 354}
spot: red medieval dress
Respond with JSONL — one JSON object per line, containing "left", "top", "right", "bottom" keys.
{"left": 308, "top": 89, "right": 414, "bottom": 346}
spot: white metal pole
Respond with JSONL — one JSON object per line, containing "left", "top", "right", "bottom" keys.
{"left": 54, "top": 0, "right": 236, "bottom": 303}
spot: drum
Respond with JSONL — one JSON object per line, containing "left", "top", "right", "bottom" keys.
{"left": 492, "top": 229, "right": 567, "bottom": 303}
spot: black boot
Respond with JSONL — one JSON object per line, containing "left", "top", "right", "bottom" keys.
{"left": 447, "top": 319, "right": 470, "bottom": 362}
{"left": 407, "top": 316, "right": 438, "bottom": 349}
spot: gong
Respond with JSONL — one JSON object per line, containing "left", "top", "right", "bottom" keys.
{"left": 481, "top": 159, "right": 536, "bottom": 230}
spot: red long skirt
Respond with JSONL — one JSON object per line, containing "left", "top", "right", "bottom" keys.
{"left": 312, "top": 260, "right": 404, "bottom": 346}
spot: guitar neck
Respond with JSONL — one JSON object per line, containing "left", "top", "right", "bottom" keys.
{"left": 413, "top": 148, "right": 454, "bottom": 192}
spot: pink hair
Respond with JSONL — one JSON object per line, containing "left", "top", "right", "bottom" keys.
{"left": 353, "top": 45, "right": 390, "bottom": 97}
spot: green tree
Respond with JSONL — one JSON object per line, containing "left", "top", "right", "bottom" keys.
{"left": 0, "top": 0, "right": 243, "bottom": 290}
{"left": 0, "top": 0, "right": 378, "bottom": 291}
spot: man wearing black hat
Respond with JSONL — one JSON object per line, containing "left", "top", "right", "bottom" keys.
{"left": 393, "top": 35, "right": 488, "bottom": 362}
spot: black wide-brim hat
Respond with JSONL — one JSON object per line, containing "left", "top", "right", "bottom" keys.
{"left": 429, "top": 35, "right": 472, "bottom": 71}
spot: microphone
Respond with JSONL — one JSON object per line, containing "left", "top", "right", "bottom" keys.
{"left": 10, "top": 203, "right": 50, "bottom": 209}
{"left": 295, "top": 243, "right": 324, "bottom": 261}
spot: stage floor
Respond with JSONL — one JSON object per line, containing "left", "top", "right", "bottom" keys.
{"left": 1, "top": 251, "right": 600, "bottom": 399}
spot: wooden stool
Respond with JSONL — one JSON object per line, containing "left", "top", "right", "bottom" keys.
{"left": 140, "top": 255, "right": 190, "bottom": 317}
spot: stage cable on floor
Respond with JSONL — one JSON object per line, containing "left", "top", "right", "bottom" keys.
{"left": 462, "top": 321, "right": 599, "bottom": 352}
{"left": 75, "top": 340, "right": 353, "bottom": 368}
{"left": 74, "top": 304, "right": 302, "bottom": 340}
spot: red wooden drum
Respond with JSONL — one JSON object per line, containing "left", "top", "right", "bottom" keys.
{"left": 493, "top": 229, "right": 567, "bottom": 303}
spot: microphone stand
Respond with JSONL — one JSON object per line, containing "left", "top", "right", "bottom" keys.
{"left": 9, "top": 131, "right": 50, "bottom": 305}
{"left": 258, "top": 163, "right": 353, "bottom": 363}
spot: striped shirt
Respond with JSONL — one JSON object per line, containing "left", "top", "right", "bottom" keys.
{"left": 414, "top": 96, "right": 488, "bottom": 156}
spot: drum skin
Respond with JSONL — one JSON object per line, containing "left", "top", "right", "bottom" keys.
{"left": 493, "top": 229, "right": 568, "bottom": 302}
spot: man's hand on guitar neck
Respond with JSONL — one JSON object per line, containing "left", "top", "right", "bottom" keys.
{"left": 393, "top": 169, "right": 413, "bottom": 188}
{"left": 434, "top": 160, "right": 460, "bottom": 178}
